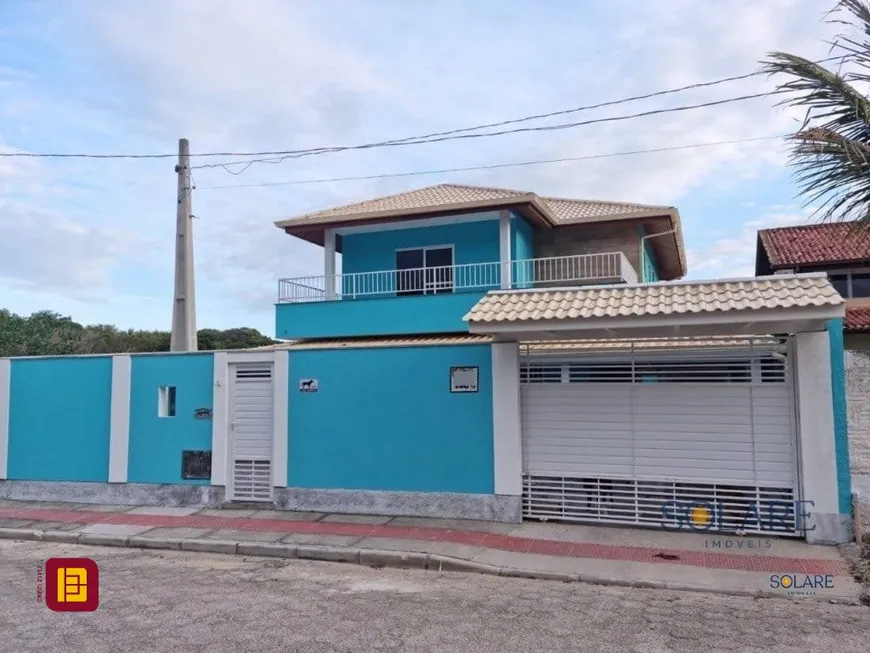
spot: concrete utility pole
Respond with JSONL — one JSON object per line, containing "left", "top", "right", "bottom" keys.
{"left": 170, "top": 138, "right": 198, "bottom": 352}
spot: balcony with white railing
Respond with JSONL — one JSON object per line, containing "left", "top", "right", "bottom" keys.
{"left": 277, "top": 252, "right": 638, "bottom": 304}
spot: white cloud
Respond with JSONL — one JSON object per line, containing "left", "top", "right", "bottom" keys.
{"left": 0, "top": 0, "right": 852, "bottom": 330}
{"left": 686, "top": 210, "right": 810, "bottom": 279}
{"left": 0, "top": 201, "right": 149, "bottom": 296}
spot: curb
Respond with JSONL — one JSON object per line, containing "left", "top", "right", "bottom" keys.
{"left": 0, "top": 528, "right": 855, "bottom": 604}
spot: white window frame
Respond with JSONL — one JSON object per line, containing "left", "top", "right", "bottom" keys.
{"left": 394, "top": 244, "right": 456, "bottom": 294}
{"left": 158, "top": 385, "right": 176, "bottom": 418}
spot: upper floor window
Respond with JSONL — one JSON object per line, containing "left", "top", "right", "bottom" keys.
{"left": 396, "top": 246, "right": 453, "bottom": 295}
{"left": 829, "top": 271, "right": 870, "bottom": 298}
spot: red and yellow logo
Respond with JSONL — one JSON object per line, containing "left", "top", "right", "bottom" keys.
{"left": 45, "top": 558, "right": 99, "bottom": 612}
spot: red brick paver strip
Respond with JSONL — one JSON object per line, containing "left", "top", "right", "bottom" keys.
{"left": 0, "top": 505, "right": 850, "bottom": 575}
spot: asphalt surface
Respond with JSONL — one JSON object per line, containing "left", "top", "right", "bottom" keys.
{"left": 2, "top": 540, "right": 868, "bottom": 653}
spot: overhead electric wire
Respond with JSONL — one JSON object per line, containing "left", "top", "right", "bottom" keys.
{"left": 197, "top": 135, "right": 788, "bottom": 190}
{"left": 194, "top": 91, "right": 781, "bottom": 175}
{"left": 0, "top": 55, "right": 847, "bottom": 163}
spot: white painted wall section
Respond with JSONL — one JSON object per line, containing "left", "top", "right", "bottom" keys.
{"left": 211, "top": 351, "right": 229, "bottom": 486}
{"left": 272, "top": 350, "right": 289, "bottom": 488}
{"left": 0, "top": 359, "right": 10, "bottom": 480}
{"left": 499, "top": 210, "right": 511, "bottom": 290}
{"left": 794, "top": 331, "right": 839, "bottom": 517}
{"left": 324, "top": 229, "right": 336, "bottom": 300}
{"left": 108, "top": 355, "right": 132, "bottom": 483}
{"left": 492, "top": 342, "right": 522, "bottom": 495}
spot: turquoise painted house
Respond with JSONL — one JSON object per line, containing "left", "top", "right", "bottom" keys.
{"left": 0, "top": 183, "right": 855, "bottom": 544}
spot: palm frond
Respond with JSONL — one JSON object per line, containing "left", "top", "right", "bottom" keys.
{"left": 760, "top": 0, "right": 870, "bottom": 230}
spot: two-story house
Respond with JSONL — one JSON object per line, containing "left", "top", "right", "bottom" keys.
{"left": 0, "top": 183, "right": 854, "bottom": 544}
{"left": 756, "top": 221, "right": 870, "bottom": 500}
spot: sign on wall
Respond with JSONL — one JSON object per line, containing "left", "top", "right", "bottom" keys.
{"left": 299, "top": 378, "right": 319, "bottom": 393}
{"left": 193, "top": 408, "right": 212, "bottom": 420}
{"left": 450, "top": 366, "right": 479, "bottom": 393}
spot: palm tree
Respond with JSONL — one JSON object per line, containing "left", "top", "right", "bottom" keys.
{"left": 762, "top": 0, "right": 870, "bottom": 231}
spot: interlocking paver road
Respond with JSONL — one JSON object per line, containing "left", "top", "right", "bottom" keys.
{"left": 2, "top": 540, "right": 868, "bottom": 653}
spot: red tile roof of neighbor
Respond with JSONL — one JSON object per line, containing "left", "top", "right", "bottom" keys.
{"left": 846, "top": 306, "right": 870, "bottom": 332}
{"left": 758, "top": 222, "right": 870, "bottom": 268}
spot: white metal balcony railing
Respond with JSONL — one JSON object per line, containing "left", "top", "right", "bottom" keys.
{"left": 277, "top": 252, "right": 638, "bottom": 304}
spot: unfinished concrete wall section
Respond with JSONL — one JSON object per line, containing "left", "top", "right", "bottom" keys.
{"left": 533, "top": 222, "right": 644, "bottom": 273}
{"left": 846, "top": 350, "right": 870, "bottom": 500}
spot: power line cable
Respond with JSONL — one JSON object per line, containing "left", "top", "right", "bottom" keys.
{"left": 0, "top": 55, "right": 846, "bottom": 162}
{"left": 197, "top": 135, "right": 787, "bottom": 190}
{"left": 194, "top": 91, "right": 781, "bottom": 174}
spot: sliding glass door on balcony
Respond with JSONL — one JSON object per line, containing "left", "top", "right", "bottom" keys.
{"left": 396, "top": 247, "right": 454, "bottom": 295}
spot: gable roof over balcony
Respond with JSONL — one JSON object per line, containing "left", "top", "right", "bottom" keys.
{"left": 275, "top": 182, "right": 686, "bottom": 276}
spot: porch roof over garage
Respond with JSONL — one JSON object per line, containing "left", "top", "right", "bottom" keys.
{"left": 463, "top": 273, "right": 845, "bottom": 340}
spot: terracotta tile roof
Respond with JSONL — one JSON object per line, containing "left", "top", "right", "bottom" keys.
{"left": 846, "top": 306, "right": 870, "bottom": 332}
{"left": 464, "top": 275, "right": 843, "bottom": 324}
{"left": 758, "top": 222, "right": 870, "bottom": 268}
{"left": 276, "top": 183, "right": 674, "bottom": 227}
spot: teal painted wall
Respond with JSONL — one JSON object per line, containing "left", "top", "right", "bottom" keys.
{"left": 827, "top": 319, "right": 851, "bottom": 514}
{"left": 276, "top": 291, "right": 485, "bottom": 339}
{"left": 639, "top": 227, "right": 660, "bottom": 282}
{"left": 341, "top": 216, "right": 502, "bottom": 296}
{"left": 8, "top": 356, "right": 112, "bottom": 482}
{"left": 511, "top": 213, "right": 535, "bottom": 288}
{"left": 342, "top": 215, "right": 501, "bottom": 274}
{"left": 288, "top": 345, "right": 494, "bottom": 494}
{"left": 127, "top": 353, "right": 215, "bottom": 485}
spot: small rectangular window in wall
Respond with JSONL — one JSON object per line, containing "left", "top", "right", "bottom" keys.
{"left": 158, "top": 386, "right": 177, "bottom": 417}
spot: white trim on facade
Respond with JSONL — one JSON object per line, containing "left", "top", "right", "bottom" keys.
{"left": 793, "top": 331, "right": 839, "bottom": 521}
{"left": 108, "top": 355, "right": 132, "bottom": 483}
{"left": 211, "top": 352, "right": 229, "bottom": 486}
{"left": 491, "top": 342, "right": 522, "bottom": 496}
{"left": 324, "top": 229, "right": 337, "bottom": 301}
{"left": 0, "top": 359, "right": 10, "bottom": 480}
{"left": 272, "top": 350, "right": 289, "bottom": 488}
{"left": 499, "top": 210, "right": 511, "bottom": 290}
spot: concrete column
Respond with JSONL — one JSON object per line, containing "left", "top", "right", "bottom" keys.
{"left": 499, "top": 210, "right": 511, "bottom": 290}
{"left": 324, "top": 229, "right": 337, "bottom": 300}
{"left": 492, "top": 342, "right": 522, "bottom": 496}
{"left": 211, "top": 352, "right": 229, "bottom": 487}
{"left": 794, "top": 330, "right": 851, "bottom": 543}
{"left": 272, "top": 350, "right": 289, "bottom": 488}
{"left": 0, "top": 358, "right": 9, "bottom": 480}
{"left": 108, "top": 355, "right": 131, "bottom": 483}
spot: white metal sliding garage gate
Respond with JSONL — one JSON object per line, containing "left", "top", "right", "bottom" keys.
{"left": 519, "top": 339, "right": 801, "bottom": 535}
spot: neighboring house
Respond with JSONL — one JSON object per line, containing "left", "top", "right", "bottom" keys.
{"left": 756, "top": 222, "right": 870, "bottom": 498}
{"left": 0, "top": 183, "right": 853, "bottom": 544}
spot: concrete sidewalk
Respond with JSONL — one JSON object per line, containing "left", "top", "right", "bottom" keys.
{"left": 0, "top": 500, "right": 862, "bottom": 603}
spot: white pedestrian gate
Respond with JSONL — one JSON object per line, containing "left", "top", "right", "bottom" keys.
{"left": 228, "top": 363, "right": 274, "bottom": 502}
{"left": 519, "top": 340, "right": 801, "bottom": 535}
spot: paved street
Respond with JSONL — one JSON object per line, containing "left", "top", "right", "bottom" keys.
{"left": 2, "top": 540, "right": 868, "bottom": 653}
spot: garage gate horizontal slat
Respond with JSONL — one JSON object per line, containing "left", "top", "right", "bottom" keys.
{"left": 519, "top": 344, "right": 800, "bottom": 535}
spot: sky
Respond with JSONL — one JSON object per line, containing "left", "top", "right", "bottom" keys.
{"left": 0, "top": 0, "right": 847, "bottom": 336}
